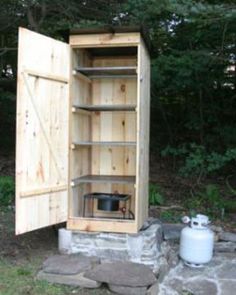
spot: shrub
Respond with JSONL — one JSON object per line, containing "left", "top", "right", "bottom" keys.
{"left": 149, "top": 183, "right": 164, "bottom": 206}
{"left": 0, "top": 176, "right": 15, "bottom": 207}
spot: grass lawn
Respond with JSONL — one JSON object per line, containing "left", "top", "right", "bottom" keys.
{"left": 0, "top": 210, "right": 111, "bottom": 295}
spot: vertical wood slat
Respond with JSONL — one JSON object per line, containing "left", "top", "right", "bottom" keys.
{"left": 136, "top": 40, "right": 151, "bottom": 230}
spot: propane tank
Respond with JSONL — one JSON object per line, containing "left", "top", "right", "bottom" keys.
{"left": 179, "top": 214, "right": 214, "bottom": 267}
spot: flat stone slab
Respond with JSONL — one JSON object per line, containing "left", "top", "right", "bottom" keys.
{"left": 84, "top": 261, "right": 157, "bottom": 287}
{"left": 59, "top": 222, "right": 163, "bottom": 272}
{"left": 217, "top": 262, "right": 236, "bottom": 279}
{"left": 37, "top": 270, "right": 101, "bottom": 288}
{"left": 158, "top": 252, "right": 236, "bottom": 295}
{"left": 214, "top": 241, "right": 236, "bottom": 253}
{"left": 108, "top": 284, "right": 147, "bottom": 295}
{"left": 43, "top": 254, "right": 99, "bottom": 275}
{"left": 162, "top": 223, "right": 184, "bottom": 240}
{"left": 185, "top": 279, "right": 218, "bottom": 295}
{"left": 219, "top": 232, "right": 236, "bottom": 243}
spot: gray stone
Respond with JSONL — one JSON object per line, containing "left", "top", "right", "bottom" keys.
{"left": 43, "top": 254, "right": 99, "bottom": 275}
{"left": 184, "top": 279, "right": 218, "bottom": 295}
{"left": 60, "top": 223, "right": 163, "bottom": 271}
{"left": 217, "top": 263, "right": 236, "bottom": 279}
{"left": 108, "top": 284, "right": 147, "bottom": 295}
{"left": 167, "top": 249, "right": 179, "bottom": 267}
{"left": 146, "top": 282, "right": 160, "bottom": 295}
{"left": 58, "top": 228, "right": 72, "bottom": 254}
{"left": 210, "top": 225, "right": 223, "bottom": 233}
{"left": 37, "top": 270, "right": 101, "bottom": 288}
{"left": 140, "top": 217, "right": 162, "bottom": 231}
{"left": 84, "top": 262, "right": 157, "bottom": 287}
{"left": 219, "top": 232, "right": 236, "bottom": 243}
{"left": 167, "top": 278, "right": 183, "bottom": 293}
{"left": 219, "top": 280, "right": 236, "bottom": 295}
{"left": 157, "top": 258, "right": 170, "bottom": 283}
{"left": 214, "top": 241, "right": 236, "bottom": 253}
{"left": 162, "top": 224, "right": 184, "bottom": 240}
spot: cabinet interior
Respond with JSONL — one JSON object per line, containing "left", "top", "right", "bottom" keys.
{"left": 69, "top": 46, "right": 138, "bottom": 220}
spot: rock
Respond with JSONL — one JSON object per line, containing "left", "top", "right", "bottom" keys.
{"left": 219, "top": 232, "right": 236, "bottom": 243}
{"left": 210, "top": 225, "right": 223, "bottom": 233}
{"left": 67, "top": 223, "right": 163, "bottom": 271}
{"left": 140, "top": 217, "right": 162, "bottom": 231}
{"left": 219, "top": 280, "right": 236, "bottom": 295}
{"left": 157, "top": 257, "right": 170, "bottom": 283}
{"left": 167, "top": 249, "right": 179, "bottom": 268}
{"left": 146, "top": 282, "right": 160, "bottom": 295}
{"left": 84, "top": 261, "right": 157, "bottom": 287}
{"left": 216, "top": 263, "right": 236, "bottom": 279}
{"left": 37, "top": 270, "right": 101, "bottom": 288}
{"left": 108, "top": 284, "right": 147, "bottom": 295}
{"left": 214, "top": 242, "right": 236, "bottom": 253}
{"left": 184, "top": 279, "right": 218, "bottom": 295}
{"left": 166, "top": 278, "right": 183, "bottom": 293}
{"left": 58, "top": 228, "right": 72, "bottom": 254}
{"left": 162, "top": 224, "right": 184, "bottom": 240}
{"left": 42, "top": 254, "right": 100, "bottom": 275}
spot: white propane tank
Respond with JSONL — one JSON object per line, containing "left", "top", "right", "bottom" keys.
{"left": 179, "top": 214, "right": 214, "bottom": 267}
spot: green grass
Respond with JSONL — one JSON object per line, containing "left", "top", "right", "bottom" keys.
{"left": 0, "top": 258, "right": 72, "bottom": 295}
{"left": 0, "top": 256, "right": 111, "bottom": 295}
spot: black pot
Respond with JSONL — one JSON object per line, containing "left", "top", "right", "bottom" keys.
{"left": 84, "top": 192, "right": 130, "bottom": 212}
{"left": 97, "top": 197, "right": 119, "bottom": 211}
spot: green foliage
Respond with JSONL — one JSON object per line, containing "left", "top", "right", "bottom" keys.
{"left": 185, "top": 184, "right": 233, "bottom": 218}
{"left": 149, "top": 183, "right": 164, "bottom": 205}
{"left": 0, "top": 176, "right": 15, "bottom": 207}
{"left": 17, "top": 267, "right": 32, "bottom": 276}
{"left": 162, "top": 144, "right": 236, "bottom": 177}
{"left": 198, "top": 184, "right": 224, "bottom": 211}
{"left": 0, "top": 0, "right": 236, "bottom": 183}
{"left": 160, "top": 210, "right": 182, "bottom": 223}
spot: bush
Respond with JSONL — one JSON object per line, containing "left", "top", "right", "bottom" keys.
{"left": 161, "top": 143, "right": 236, "bottom": 177}
{"left": 0, "top": 176, "right": 15, "bottom": 207}
{"left": 149, "top": 183, "right": 164, "bottom": 206}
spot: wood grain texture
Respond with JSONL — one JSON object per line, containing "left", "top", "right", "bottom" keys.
{"left": 16, "top": 27, "right": 70, "bottom": 234}
{"left": 69, "top": 33, "right": 141, "bottom": 48}
{"left": 69, "top": 49, "right": 92, "bottom": 217}
{"left": 67, "top": 218, "right": 137, "bottom": 233}
{"left": 136, "top": 40, "right": 151, "bottom": 230}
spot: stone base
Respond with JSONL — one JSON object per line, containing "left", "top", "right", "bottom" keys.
{"left": 58, "top": 222, "right": 163, "bottom": 272}
{"left": 37, "top": 270, "right": 101, "bottom": 288}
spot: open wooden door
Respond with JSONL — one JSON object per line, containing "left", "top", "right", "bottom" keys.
{"left": 15, "top": 28, "right": 70, "bottom": 234}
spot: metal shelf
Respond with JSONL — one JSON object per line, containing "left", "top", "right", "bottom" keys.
{"left": 71, "top": 175, "right": 136, "bottom": 187}
{"left": 75, "top": 66, "right": 137, "bottom": 79}
{"left": 71, "top": 141, "right": 136, "bottom": 149}
{"left": 72, "top": 104, "right": 137, "bottom": 112}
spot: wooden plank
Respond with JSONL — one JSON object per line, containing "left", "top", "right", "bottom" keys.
{"left": 25, "top": 69, "right": 69, "bottom": 83}
{"left": 16, "top": 27, "right": 70, "bottom": 234}
{"left": 68, "top": 48, "right": 92, "bottom": 218}
{"left": 67, "top": 218, "right": 137, "bottom": 233}
{"left": 135, "top": 39, "right": 151, "bottom": 230}
{"left": 20, "top": 185, "right": 67, "bottom": 198}
{"left": 69, "top": 33, "right": 141, "bottom": 48}
{"left": 71, "top": 175, "right": 135, "bottom": 186}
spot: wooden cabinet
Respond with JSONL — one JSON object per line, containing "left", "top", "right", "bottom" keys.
{"left": 15, "top": 27, "right": 150, "bottom": 234}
